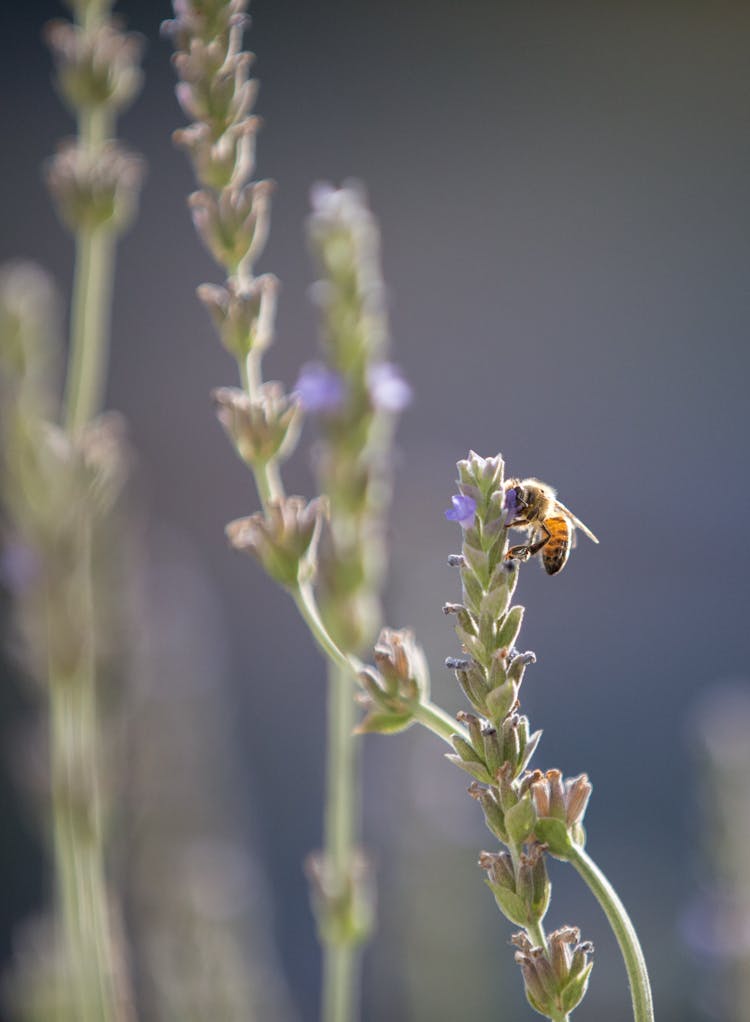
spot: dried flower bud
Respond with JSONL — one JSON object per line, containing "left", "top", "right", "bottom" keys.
{"left": 512, "top": 926, "right": 594, "bottom": 1019}
{"left": 225, "top": 496, "right": 327, "bottom": 587}
{"left": 189, "top": 181, "right": 272, "bottom": 272}
{"left": 46, "top": 140, "right": 145, "bottom": 234}
{"left": 45, "top": 19, "right": 143, "bottom": 113}
{"left": 516, "top": 842, "right": 551, "bottom": 923}
{"left": 197, "top": 274, "right": 278, "bottom": 360}
{"left": 467, "top": 781, "right": 507, "bottom": 842}
{"left": 174, "top": 50, "right": 257, "bottom": 134}
{"left": 213, "top": 383, "right": 301, "bottom": 466}
{"left": 357, "top": 628, "right": 429, "bottom": 734}
{"left": 174, "top": 116, "right": 258, "bottom": 191}
{"left": 163, "top": 1, "right": 247, "bottom": 52}
{"left": 529, "top": 770, "right": 593, "bottom": 857}
{"left": 479, "top": 849, "right": 527, "bottom": 926}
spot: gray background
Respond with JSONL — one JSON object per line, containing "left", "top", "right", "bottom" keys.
{"left": 2, "top": 1, "right": 750, "bottom": 1019}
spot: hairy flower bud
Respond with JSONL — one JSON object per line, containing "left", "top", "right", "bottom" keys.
{"left": 162, "top": 1, "right": 247, "bottom": 53}
{"left": 45, "top": 19, "right": 143, "bottom": 113}
{"left": 46, "top": 140, "right": 145, "bottom": 234}
{"left": 175, "top": 50, "right": 256, "bottom": 134}
{"left": 357, "top": 628, "right": 429, "bottom": 734}
{"left": 213, "top": 383, "right": 301, "bottom": 466}
{"left": 225, "top": 496, "right": 327, "bottom": 587}
{"left": 197, "top": 274, "right": 278, "bottom": 360}
{"left": 189, "top": 181, "right": 272, "bottom": 272}
{"left": 174, "top": 117, "right": 258, "bottom": 191}
{"left": 527, "top": 769, "right": 593, "bottom": 857}
{"left": 512, "top": 927, "right": 594, "bottom": 1019}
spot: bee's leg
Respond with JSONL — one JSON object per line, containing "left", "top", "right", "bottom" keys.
{"left": 506, "top": 523, "right": 551, "bottom": 561}
{"left": 506, "top": 543, "right": 533, "bottom": 561}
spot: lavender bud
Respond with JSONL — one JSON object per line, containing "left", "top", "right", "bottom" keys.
{"left": 189, "top": 180, "right": 272, "bottom": 273}
{"left": 213, "top": 383, "right": 301, "bottom": 466}
{"left": 225, "top": 495, "right": 327, "bottom": 587}
{"left": 46, "top": 140, "right": 144, "bottom": 234}
{"left": 173, "top": 117, "right": 259, "bottom": 191}
{"left": 197, "top": 274, "right": 278, "bottom": 359}
{"left": 45, "top": 19, "right": 143, "bottom": 113}
{"left": 357, "top": 628, "right": 429, "bottom": 734}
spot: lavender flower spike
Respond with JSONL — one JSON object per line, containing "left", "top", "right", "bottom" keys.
{"left": 294, "top": 362, "right": 345, "bottom": 413}
{"left": 445, "top": 494, "right": 477, "bottom": 528}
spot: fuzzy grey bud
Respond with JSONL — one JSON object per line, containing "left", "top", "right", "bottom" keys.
{"left": 46, "top": 140, "right": 144, "bottom": 234}
{"left": 357, "top": 628, "right": 430, "bottom": 735}
{"left": 213, "top": 383, "right": 301, "bottom": 466}
{"left": 189, "top": 181, "right": 272, "bottom": 273}
{"left": 197, "top": 274, "right": 278, "bottom": 360}
{"left": 226, "top": 496, "right": 327, "bottom": 587}
{"left": 45, "top": 19, "right": 143, "bottom": 113}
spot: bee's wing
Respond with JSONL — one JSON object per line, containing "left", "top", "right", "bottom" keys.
{"left": 554, "top": 500, "right": 599, "bottom": 544}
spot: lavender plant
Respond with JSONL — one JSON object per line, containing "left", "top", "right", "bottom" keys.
{"left": 0, "top": 1, "right": 143, "bottom": 1018}
{"left": 439, "top": 453, "right": 652, "bottom": 1020}
{"left": 166, "top": 4, "right": 654, "bottom": 1021}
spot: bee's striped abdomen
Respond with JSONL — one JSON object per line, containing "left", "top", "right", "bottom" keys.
{"left": 542, "top": 516, "right": 571, "bottom": 575}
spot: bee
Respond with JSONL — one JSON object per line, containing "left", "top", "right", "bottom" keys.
{"left": 504, "top": 477, "right": 599, "bottom": 575}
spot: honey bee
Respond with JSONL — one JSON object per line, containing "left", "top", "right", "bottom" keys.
{"left": 504, "top": 477, "right": 599, "bottom": 575}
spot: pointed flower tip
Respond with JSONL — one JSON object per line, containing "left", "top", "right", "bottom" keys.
{"left": 444, "top": 493, "right": 477, "bottom": 528}
{"left": 293, "top": 362, "right": 345, "bottom": 413}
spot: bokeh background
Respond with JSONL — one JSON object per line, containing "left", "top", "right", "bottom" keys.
{"left": 2, "top": 1, "right": 750, "bottom": 1019}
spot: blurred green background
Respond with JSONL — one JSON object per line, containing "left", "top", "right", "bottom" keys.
{"left": 2, "top": 1, "right": 750, "bottom": 1019}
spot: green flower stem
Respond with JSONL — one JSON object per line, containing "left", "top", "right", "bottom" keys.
{"left": 63, "top": 101, "right": 115, "bottom": 434}
{"left": 321, "top": 658, "right": 362, "bottom": 1022}
{"left": 54, "top": 7, "right": 120, "bottom": 1010}
{"left": 525, "top": 916, "right": 548, "bottom": 955}
{"left": 291, "top": 582, "right": 470, "bottom": 747}
{"left": 63, "top": 224, "right": 116, "bottom": 433}
{"left": 413, "top": 700, "right": 466, "bottom": 745}
{"left": 568, "top": 844, "right": 654, "bottom": 1022}
{"left": 47, "top": 522, "right": 118, "bottom": 1022}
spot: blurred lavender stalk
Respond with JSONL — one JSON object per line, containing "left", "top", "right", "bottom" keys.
{"left": 0, "top": 0, "right": 144, "bottom": 1017}
{"left": 686, "top": 683, "right": 750, "bottom": 1021}
{"left": 123, "top": 532, "right": 296, "bottom": 1022}
{"left": 165, "top": 4, "right": 411, "bottom": 1018}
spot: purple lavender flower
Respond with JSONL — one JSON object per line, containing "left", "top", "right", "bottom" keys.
{"left": 503, "top": 485, "right": 522, "bottom": 525}
{"left": 368, "top": 363, "right": 412, "bottom": 413}
{"left": 293, "top": 363, "right": 345, "bottom": 413}
{"left": 444, "top": 494, "right": 477, "bottom": 528}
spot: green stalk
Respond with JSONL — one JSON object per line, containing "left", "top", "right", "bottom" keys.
{"left": 63, "top": 225, "right": 116, "bottom": 433}
{"left": 321, "top": 659, "right": 361, "bottom": 1022}
{"left": 568, "top": 844, "right": 654, "bottom": 1022}
{"left": 47, "top": 520, "right": 118, "bottom": 1021}
{"left": 52, "top": 17, "right": 120, "bottom": 1015}
{"left": 63, "top": 106, "right": 115, "bottom": 433}
{"left": 291, "top": 582, "right": 470, "bottom": 748}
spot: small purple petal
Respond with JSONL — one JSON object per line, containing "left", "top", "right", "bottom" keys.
{"left": 444, "top": 494, "right": 477, "bottom": 528}
{"left": 368, "top": 363, "right": 412, "bottom": 413}
{"left": 503, "top": 485, "right": 521, "bottom": 524}
{"left": 293, "top": 363, "right": 345, "bottom": 413}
